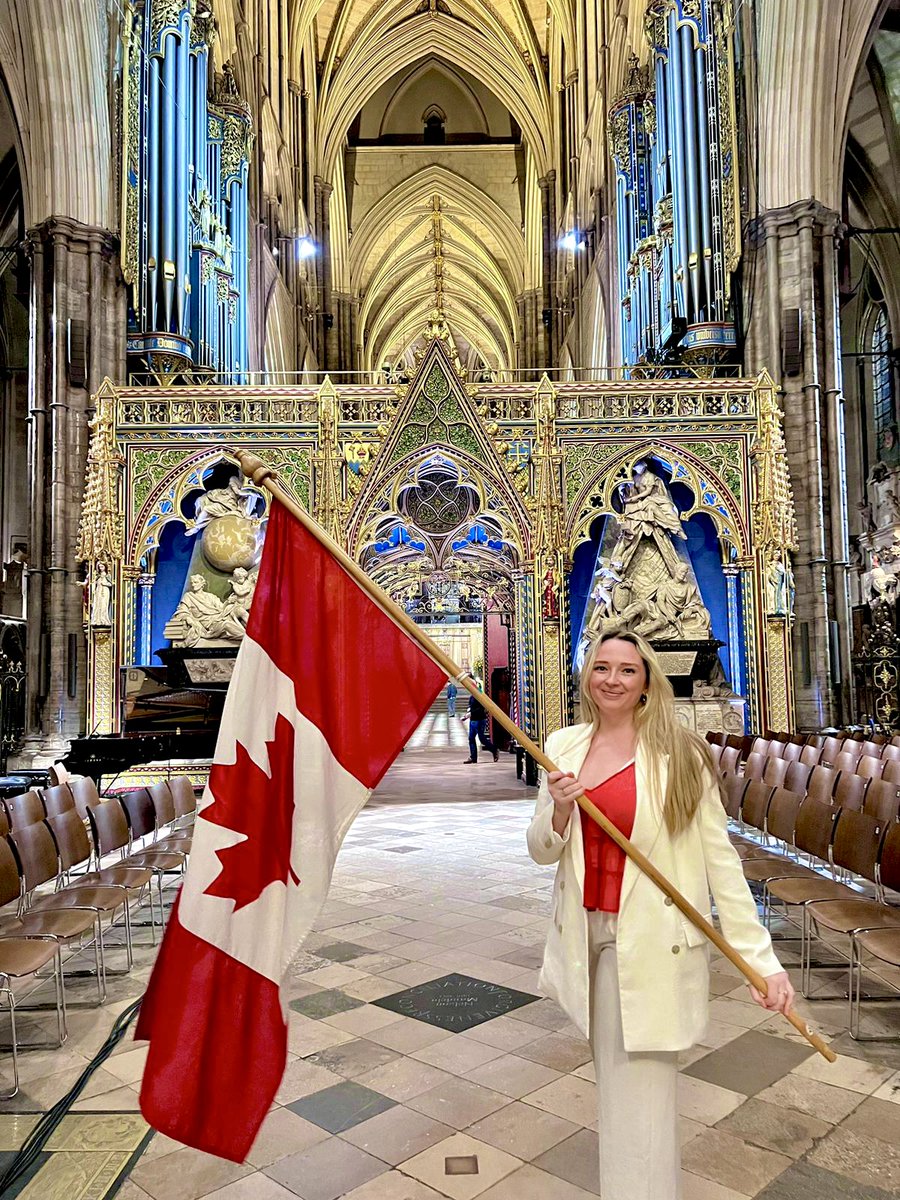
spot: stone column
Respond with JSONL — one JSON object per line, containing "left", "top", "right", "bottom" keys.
{"left": 538, "top": 173, "right": 557, "bottom": 369}
{"left": 21, "top": 218, "right": 125, "bottom": 760}
{"left": 743, "top": 200, "right": 851, "bottom": 728}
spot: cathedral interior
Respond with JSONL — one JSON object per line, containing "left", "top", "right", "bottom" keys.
{"left": 0, "top": 1, "right": 899, "bottom": 1197}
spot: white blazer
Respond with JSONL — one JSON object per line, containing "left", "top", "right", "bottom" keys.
{"left": 526, "top": 723, "right": 783, "bottom": 1052}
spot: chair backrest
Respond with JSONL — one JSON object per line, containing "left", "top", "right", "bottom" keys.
{"left": 834, "top": 771, "right": 869, "bottom": 813}
{"left": 48, "top": 809, "right": 93, "bottom": 872}
{"left": 856, "top": 755, "right": 885, "bottom": 782}
{"left": 69, "top": 776, "right": 102, "bottom": 821}
{"left": 741, "top": 781, "right": 773, "bottom": 834}
{"left": 10, "top": 821, "right": 59, "bottom": 891}
{"left": 725, "top": 734, "right": 746, "bottom": 752}
{"left": 779, "top": 742, "right": 803, "bottom": 764}
{"left": 833, "top": 751, "right": 861, "bottom": 775}
{"left": 41, "top": 783, "right": 75, "bottom": 818}
{"left": 878, "top": 822, "right": 900, "bottom": 894}
{"left": 708, "top": 742, "right": 723, "bottom": 767}
{"left": 766, "top": 788, "right": 804, "bottom": 846}
{"left": 0, "top": 807, "right": 9, "bottom": 839}
{"left": 831, "top": 808, "right": 883, "bottom": 882}
{"left": 169, "top": 775, "right": 198, "bottom": 820}
{"left": 804, "top": 735, "right": 825, "bottom": 749}
{"left": 750, "top": 737, "right": 771, "bottom": 758}
{"left": 87, "top": 799, "right": 131, "bottom": 858}
{"left": 718, "top": 746, "right": 740, "bottom": 776}
{"left": 864, "top": 778, "right": 900, "bottom": 824}
{"left": 5, "top": 790, "right": 45, "bottom": 832}
{"left": 799, "top": 745, "right": 822, "bottom": 767}
{"left": 860, "top": 740, "right": 883, "bottom": 760}
{"left": 744, "top": 752, "right": 766, "bottom": 782}
{"left": 881, "top": 743, "right": 900, "bottom": 762}
{"left": 807, "top": 765, "right": 838, "bottom": 804}
{"left": 820, "top": 736, "right": 844, "bottom": 765}
{"left": 883, "top": 758, "right": 900, "bottom": 784}
{"left": 722, "top": 774, "right": 747, "bottom": 820}
{"left": 784, "top": 761, "right": 812, "bottom": 796}
{"left": 148, "top": 781, "right": 176, "bottom": 828}
{"left": 762, "top": 756, "right": 790, "bottom": 788}
{"left": 839, "top": 739, "right": 865, "bottom": 762}
{"left": 794, "top": 796, "right": 839, "bottom": 862}
{"left": 705, "top": 731, "right": 727, "bottom": 746}
{"left": 119, "top": 788, "right": 156, "bottom": 841}
{"left": 0, "top": 836, "right": 21, "bottom": 907}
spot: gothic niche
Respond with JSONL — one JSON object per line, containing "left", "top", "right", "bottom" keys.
{"left": 582, "top": 461, "right": 728, "bottom": 699}
{"left": 162, "top": 469, "right": 266, "bottom": 673}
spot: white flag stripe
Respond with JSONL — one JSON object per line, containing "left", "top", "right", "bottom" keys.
{"left": 180, "top": 636, "right": 370, "bottom": 984}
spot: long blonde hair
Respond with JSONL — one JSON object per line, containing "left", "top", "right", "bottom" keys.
{"left": 579, "top": 627, "right": 714, "bottom": 835}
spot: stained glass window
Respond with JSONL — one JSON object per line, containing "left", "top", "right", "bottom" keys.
{"left": 872, "top": 308, "right": 894, "bottom": 437}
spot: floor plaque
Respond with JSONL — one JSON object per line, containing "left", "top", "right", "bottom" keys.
{"left": 372, "top": 972, "right": 539, "bottom": 1031}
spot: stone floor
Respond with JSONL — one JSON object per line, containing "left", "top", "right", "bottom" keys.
{"left": 1, "top": 714, "right": 899, "bottom": 1199}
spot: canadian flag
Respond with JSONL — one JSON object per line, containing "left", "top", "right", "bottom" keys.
{"left": 136, "top": 498, "right": 446, "bottom": 1161}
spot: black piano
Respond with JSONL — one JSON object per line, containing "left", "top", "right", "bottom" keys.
{"left": 63, "top": 664, "right": 224, "bottom": 788}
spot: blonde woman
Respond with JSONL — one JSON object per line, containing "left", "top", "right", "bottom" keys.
{"left": 526, "top": 628, "right": 793, "bottom": 1199}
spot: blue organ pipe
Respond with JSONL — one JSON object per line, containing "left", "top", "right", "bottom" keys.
{"left": 147, "top": 56, "right": 161, "bottom": 331}
{"left": 694, "top": 34, "right": 714, "bottom": 321}
{"left": 175, "top": 20, "right": 189, "bottom": 337}
{"left": 667, "top": 10, "right": 689, "bottom": 322}
{"left": 680, "top": 24, "right": 702, "bottom": 326}
{"left": 162, "top": 41, "right": 177, "bottom": 331}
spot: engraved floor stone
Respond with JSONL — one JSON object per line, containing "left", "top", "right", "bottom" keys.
{"left": 373, "top": 973, "right": 539, "bottom": 1032}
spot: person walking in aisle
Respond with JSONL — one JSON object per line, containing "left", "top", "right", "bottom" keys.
{"left": 446, "top": 679, "right": 457, "bottom": 718}
{"left": 461, "top": 680, "right": 500, "bottom": 763}
{"left": 527, "top": 627, "right": 793, "bottom": 1200}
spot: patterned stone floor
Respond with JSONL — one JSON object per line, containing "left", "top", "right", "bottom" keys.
{"left": 1, "top": 721, "right": 900, "bottom": 1198}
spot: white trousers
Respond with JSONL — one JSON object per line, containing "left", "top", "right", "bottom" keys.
{"left": 588, "top": 911, "right": 681, "bottom": 1200}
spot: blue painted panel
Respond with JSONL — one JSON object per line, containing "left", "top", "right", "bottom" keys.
{"left": 569, "top": 515, "right": 607, "bottom": 665}
{"left": 150, "top": 522, "right": 193, "bottom": 665}
{"left": 683, "top": 511, "right": 730, "bottom": 677}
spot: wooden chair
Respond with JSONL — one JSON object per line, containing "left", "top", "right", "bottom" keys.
{"left": 856, "top": 755, "right": 885, "bottom": 782}
{"left": 860, "top": 740, "right": 883, "bottom": 761}
{"left": 807, "top": 765, "right": 838, "bottom": 805}
{"left": 834, "top": 772, "right": 869, "bottom": 813}
{"left": 69, "top": 777, "right": 101, "bottom": 821}
{"left": 833, "top": 751, "right": 862, "bottom": 775}
{"left": 167, "top": 775, "right": 198, "bottom": 827}
{"left": 799, "top": 745, "right": 822, "bottom": 768}
{"left": 41, "top": 783, "right": 75, "bottom": 819}
{"left": 718, "top": 746, "right": 740, "bottom": 776}
{"left": 779, "top": 742, "right": 804, "bottom": 764}
{"left": 3, "top": 791, "right": 44, "bottom": 832}
{"left": 784, "top": 761, "right": 812, "bottom": 796}
{"left": 750, "top": 737, "right": 771, "bottom": 759}
{"left": 820, "top": 736, "right": 844, "bottom": 766}
{"left": 864, "top": 779, "right": 900, "bottom": 824}
{"left": 743, "top": 753, "right": 766, "bottom": 782}
{"left": 881, "top": 743, "right": 900, "bottom": 763}
{"left": 147, "top": 782, "right": 192, "bottom": 850}
{"left": 883, "top": 759, "right": 900, "bottom": 785}
{"left": 762, "top": 756, "right": 790, "bottom": 788}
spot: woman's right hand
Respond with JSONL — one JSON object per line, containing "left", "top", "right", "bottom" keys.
{"left": 548, "top": 770, "right": 581, "bottom": 814}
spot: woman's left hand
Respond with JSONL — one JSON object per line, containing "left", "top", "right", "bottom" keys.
{"left": 749, "top": 970, "right": 794, "bottom": 1015}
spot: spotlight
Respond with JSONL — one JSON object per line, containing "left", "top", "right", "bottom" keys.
{"left": 559, "top": 229, "right": 585, "bottom": 252}
{"left": 296, "top": 236, "right": 316, "bottom": 258}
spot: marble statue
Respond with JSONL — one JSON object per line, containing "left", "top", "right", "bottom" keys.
{"left": 587, "top": 559, "right": 624, "bottom": 630}
{"left": 618, "top": 463, "right": 686, "bottom": 541}
{"left": 225, "top": 566, "right": 258, "bottom": 630}
{"left": 189, "top": 474, "right": 258, "bottom": 536}
{"left": 867, "top": 463, "right": 900, "bottom": 529}
{"left": 766, "top": 552, "right": 795, "bottom": 617}
{"left": 652, "top": 562, "right": 712, "bottom": 638}
{"left": 167, "top": 574, "right": 228, "bottom": 647}
{"left": 89, "top": 563, "right": 113, "bottom": 627}
{"left": 863, "top": 555, "right": 899, "bottom": 608}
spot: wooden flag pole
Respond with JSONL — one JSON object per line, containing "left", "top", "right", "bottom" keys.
{"left": 234, "top": 449, "right": 835, "bottom": 1063}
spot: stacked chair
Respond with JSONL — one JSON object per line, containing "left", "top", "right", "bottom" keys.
{"left": 708, "top": 727, "right": 900, "bottom": 1039}
{"left": 0, "top": 772, "right": 198, "bottom": 1094}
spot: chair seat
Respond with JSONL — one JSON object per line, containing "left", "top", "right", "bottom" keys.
{"left": 32, "top": 885, "right": 124, "bottom": 914}
{"left": 855, "top": 926, "right": 900, "bottom": 967}
{"left": 742, "top": 858, "right": 814, "bottom": 883}
{"left": 126, "top": 849, "right": 183, "bottom": 870}
{"left": 82, "top": 866, "right": 153, "bottom": 890}
{"left": 807, "top": 898, "right": 900, "bottom": 936}
{"left": 735, "top": 843, "right": 780, "bottom": 861}
{"left": 0, "top": 936, "right": 59, "bottom": 977}
{"left": 767, "top": 876, "right": 858, "bottom": 905}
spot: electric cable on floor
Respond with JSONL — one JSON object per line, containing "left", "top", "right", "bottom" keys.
{"left": 0, "top": 995, "right": 144, "bottom": 1196}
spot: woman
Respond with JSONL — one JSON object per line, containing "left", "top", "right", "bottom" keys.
{"left": 526, "top": 628, "right": 793, "bottom": 1199}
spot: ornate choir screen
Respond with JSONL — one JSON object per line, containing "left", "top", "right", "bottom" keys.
{"left": 78, "top": 337, "right": 797, "bottom": 742}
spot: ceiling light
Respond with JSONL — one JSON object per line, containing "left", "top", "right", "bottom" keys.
{"left": 297, "top": 236, "right": 316, "bottom": 258}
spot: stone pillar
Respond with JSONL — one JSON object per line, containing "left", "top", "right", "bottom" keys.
{"left": 138, "top": 572, "right": 155, "bottom": 666}
{"left": 538, "top": 173, "right": 557, "bottom": 369}
{"left": 723, "top": 565, "right": 744, "bottom": 699}
{"left": 744, "top": 200, "right": 851, "bottom": 728}
{"left": 22, "top": 218, "right": 125, "bottom": 759}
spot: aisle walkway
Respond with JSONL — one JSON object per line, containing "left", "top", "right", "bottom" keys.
{"left": 1, "top": 745, "right": 899, "bottom": 1199}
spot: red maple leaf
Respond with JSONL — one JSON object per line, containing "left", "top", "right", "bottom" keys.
{"left": 203, "top": 712, "right": 301, "bottom": 910}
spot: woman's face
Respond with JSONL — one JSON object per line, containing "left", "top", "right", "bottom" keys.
{"left": 589, "top": 638, "right": 647, "bottom": 718}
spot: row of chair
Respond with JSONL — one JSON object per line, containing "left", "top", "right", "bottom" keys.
{"left": 1, "top": 775, "right": 196, "bottom": 834}
{"left": 722, "top": 776, "right": 900, "bottom": 1038}
{"left": 0, "top": 775, "right": 196, "bottom": 1096}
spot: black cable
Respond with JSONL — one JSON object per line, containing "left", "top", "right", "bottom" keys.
{"left": 0, "top": 995, "right": 144, "bottom": 1196}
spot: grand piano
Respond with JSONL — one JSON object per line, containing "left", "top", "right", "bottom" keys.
{"left": 63, "top": 662, "right": 225, "bottom": 788}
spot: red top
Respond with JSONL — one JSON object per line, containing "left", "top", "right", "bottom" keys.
{"left": 580, "top": 763, "right": 637, "bottom": 913}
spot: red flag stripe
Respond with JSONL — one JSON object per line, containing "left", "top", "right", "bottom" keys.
{"left": 247, "top": 501, "right": 446, "bottom": 788}
{"left": 136, "top": 895, "right": 286, "bottom": 1163}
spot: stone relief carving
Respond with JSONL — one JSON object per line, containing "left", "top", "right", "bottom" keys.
{"left": 164, "top": 568, "right": 259, "bottom": 648}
